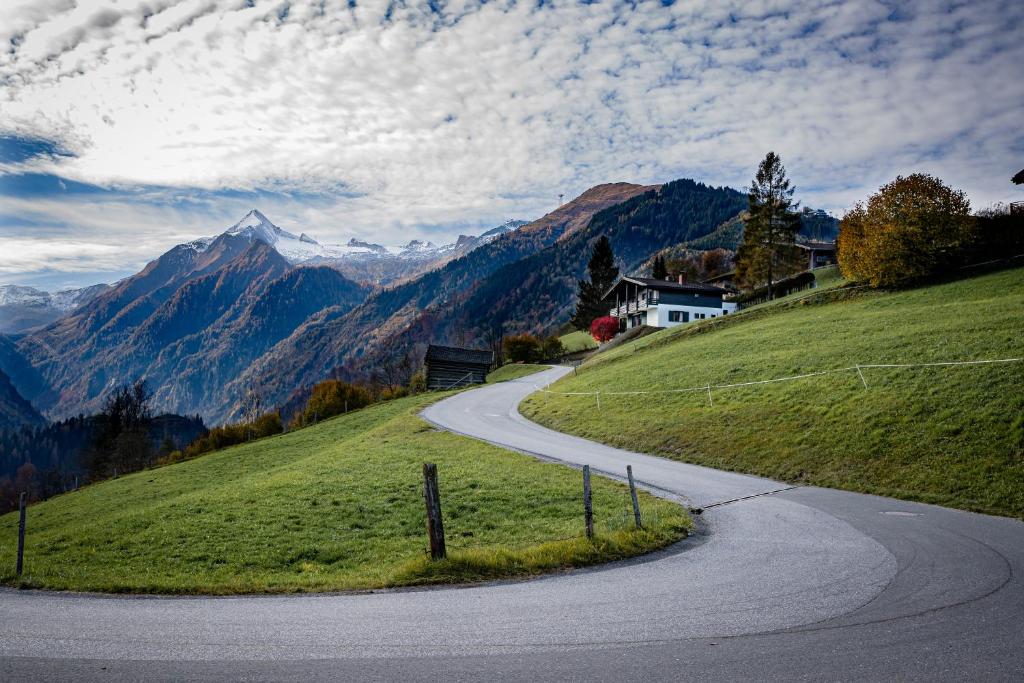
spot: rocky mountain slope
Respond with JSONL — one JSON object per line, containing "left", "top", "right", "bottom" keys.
{"left": 18, "top": 229, "right": 371, "bottom": 423}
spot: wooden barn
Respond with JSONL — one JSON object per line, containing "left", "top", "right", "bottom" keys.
{"left": 424, "top": 345, "right": 494, "bottom": 390}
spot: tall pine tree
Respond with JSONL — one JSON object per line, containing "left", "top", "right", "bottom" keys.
{"left": 735, "top": 151, "right": 802, "bottom": 298}
{"left": 571, "top": 235, "right": 619, "bottom": 330}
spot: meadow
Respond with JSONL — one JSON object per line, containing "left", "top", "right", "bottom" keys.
{"left": 523, "top": 267, "right": 1024, "bottom": 517}
{"left": 1, "top": 390, "right": 688, "bottom": 593}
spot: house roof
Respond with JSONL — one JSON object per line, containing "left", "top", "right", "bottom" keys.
{"left": 424, "top": 345, "right": 494, "bottom": 366}
{"left": 602, "top": 276, "right": 727, "bottom": 300}
{"left": 795, "top": 240, "right": 837, "bottom": 251}
{"left": 1013, "top": 169, "right": 1024, "bottom": 185}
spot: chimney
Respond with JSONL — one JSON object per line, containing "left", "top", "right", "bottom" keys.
{"left": 678, "top": 273, "right": 686, "bottom": 284}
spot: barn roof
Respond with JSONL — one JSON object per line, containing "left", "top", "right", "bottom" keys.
{"left": 424, "top": 345, "right": 494, "bottom": 365}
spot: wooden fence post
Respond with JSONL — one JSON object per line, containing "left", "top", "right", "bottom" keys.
{"left": 627, "top": 465, "right": 642, "bottom": 529}
{"left": 422, "top": 463, "right": 446, "bottom": 560}
{"left": 583, "top": 465, "right": 594, "bottom": 539}
{"left": 16, "top": 492, "right": 27, "bottom": 576}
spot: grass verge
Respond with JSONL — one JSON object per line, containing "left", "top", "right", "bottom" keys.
{"left": 487, "top": 363, "right": 550, "bottom": 383}
{"left": 523, "top": 267, "right": 1024, "bottom": 518}
{"left": 0, "top": 393, "right": 688, "bottom": 594}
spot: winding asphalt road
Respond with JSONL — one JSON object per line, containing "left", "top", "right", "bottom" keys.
{"left": 2, "top": 365, "right": 1023, "bottom": 681}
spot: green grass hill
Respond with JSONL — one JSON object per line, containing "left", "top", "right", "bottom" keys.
{"left": 522, "top": 267, "right": 1024, "bottom": 518}
{"left": 1, "top": 390, "right": 688, "bottom": 594}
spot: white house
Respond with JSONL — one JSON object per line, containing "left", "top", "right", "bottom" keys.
{"left": 603, "top": 276, "right": 736, "bottom": 329}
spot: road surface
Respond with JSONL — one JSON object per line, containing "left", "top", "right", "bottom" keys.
{"left": 2, "top": 366, "right": 1022, "bottom": 681}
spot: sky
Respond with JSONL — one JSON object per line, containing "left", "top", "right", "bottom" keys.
{"left": 1, "top": 0, "right": 1022, "bottom": 290}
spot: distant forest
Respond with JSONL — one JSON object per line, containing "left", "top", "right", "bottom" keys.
{"left": 0, "top": 410, "right": 205, "bottom": 513}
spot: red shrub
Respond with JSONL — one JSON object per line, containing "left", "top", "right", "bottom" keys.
{"left": 590, "top": 316, "right": 619, "bottom": 343}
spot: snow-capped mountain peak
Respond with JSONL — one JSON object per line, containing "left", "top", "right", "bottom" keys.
{"left": 184, "top": 211, "right": 529, "bottom": 284}
{"left": 226, "top": 209, "right": 299, "bottom": 246}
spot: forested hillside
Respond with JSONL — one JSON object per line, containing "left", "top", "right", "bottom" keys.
{"left": 0, "top": 369, "right": 44, "bottom": 431}
{"left": 453, "top": 179, "right": 748, "bottom": 335}
{"left": 0, "top": 412, "right": 207, "bottom": 513}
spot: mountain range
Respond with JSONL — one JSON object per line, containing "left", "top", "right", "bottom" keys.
{"left": 190, "top": 209, "right": 527, "bottom": 286}
{"left": 0, "top": 213, "right": 526, "bottom": 337}
{"left": 0, "top": 283, "right": 112, "bottom": 334}
{"left": 1, "top": 178, "right": 835, "bottom": 428}
{"left": 1, "top": 209, "right": 539, "bottom": 425}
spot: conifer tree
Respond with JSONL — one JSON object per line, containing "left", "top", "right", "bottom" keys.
{"left": 735, "top": 151, "right": 802, "bottom": 298}
{"left": 571, "top": 236, "right": 619, "bottom": 330}
{"left": 652, "top": 254, "right": 668, "bottom": 280}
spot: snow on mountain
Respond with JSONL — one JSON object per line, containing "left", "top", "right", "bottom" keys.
{"left": 0, "top": 285, "right": 50, "bottom": 308}
{"left": 479, "top": 219, "right": 528, "bottom": 240}
{"left": 192, "top": 210, "right": 527, "bottom": 269}
{"left": 49, "top": 283, "right": 113, "bottom": 312}
{"left": 0, "top": 282, "right": 112, "bottom": 333}
{"left": 0, "top": 283, "right": 110, "bottom": 311}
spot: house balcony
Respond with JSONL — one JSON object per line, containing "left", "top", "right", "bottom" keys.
{"left": 609, "top": 297, "right": 656, "bottom": 317}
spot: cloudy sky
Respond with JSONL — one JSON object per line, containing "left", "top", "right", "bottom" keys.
{"left": 1, "top": 0, "right": 1022, "bottom": 289}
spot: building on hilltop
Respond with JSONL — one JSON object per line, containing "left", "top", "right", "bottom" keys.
{"left": 424, "top": 345, "right": 494, "bottom": 390}
{"left": 795, "top": 240, "right": 837, "bottom": 270}
{"left": 603, "top": 275, "right": 736, "bottom": 330}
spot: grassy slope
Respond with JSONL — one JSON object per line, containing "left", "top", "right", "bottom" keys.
{"left": 559, "top": 330, "right": 598, "bottom": 353}
{"left": 0, "top": 393, "right": 687, "bottom": 594}
{"left": 523, "top": 267, "right": 1024, "bottom": 518}
{"left": 486, "top": 364, "right": 549, "bottom": 383}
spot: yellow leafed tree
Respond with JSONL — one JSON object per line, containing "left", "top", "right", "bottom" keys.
{"left": 838, "top": 174, "right": 974, "bottom": 287}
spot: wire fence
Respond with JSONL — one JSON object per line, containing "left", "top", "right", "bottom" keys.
{"left": 532, "top": 356, "right": 1024, "bottom": 406}
{"left": 423, "top": 468, "right": 657, "bottom": 557}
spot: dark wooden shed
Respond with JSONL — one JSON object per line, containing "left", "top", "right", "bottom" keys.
{"left": 424, "top": 345, "right": 494, "bottom": 390}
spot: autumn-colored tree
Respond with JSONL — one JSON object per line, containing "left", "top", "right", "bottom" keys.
{"left": 700, "top": 249, "right": 731, "bottom": 278}
{"left": 838, "top": 174, "right": 974, "bottom": 287}
{"left": 297, "top": 380, "right": 372, "bottom": 427}
{"left": 590, "top": 316, "right": 619, "bottom": 343}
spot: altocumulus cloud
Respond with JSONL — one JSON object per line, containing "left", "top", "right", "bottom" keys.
{"left": 0, "top": 0, "right": 1022, "bottom": 286}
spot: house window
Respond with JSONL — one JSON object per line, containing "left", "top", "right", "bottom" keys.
{"left": 668, "top": 310, "right": 689, "bottom": 323}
